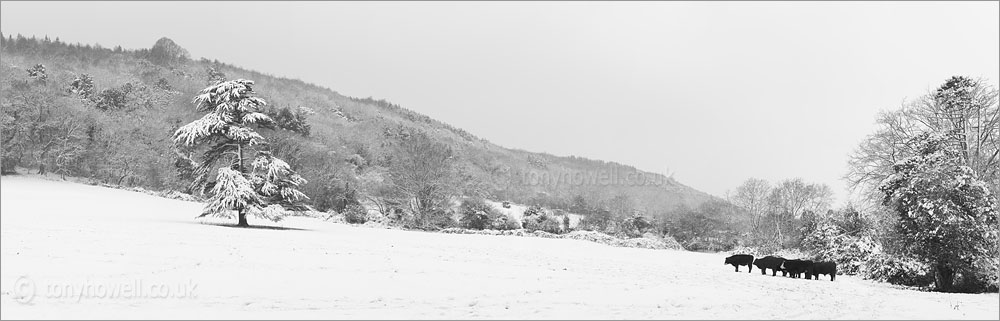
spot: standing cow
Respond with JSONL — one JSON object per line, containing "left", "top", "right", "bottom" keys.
{"left": 810, "top": 261, "right": 837, "bottom": 281}
{"left": 753, "top": 256, "right": 786, "bottom": 276}
{"left": 724, "top": 254, "right": 754, "bottom": 273}
{"left": 781, "top": 259, "right": 814, "bottom": 279}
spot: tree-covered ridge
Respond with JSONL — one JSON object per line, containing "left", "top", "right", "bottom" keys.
{"left": 0, "top": 34, "right": 715, "bottom": 222}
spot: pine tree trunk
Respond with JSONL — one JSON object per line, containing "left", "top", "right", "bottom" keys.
{"left": 237, "top": 209, "right": 249, "bottom": 227}
{"left": 237, "top": 142, "right": 245, "bottom": 173}
{"left": 235, "top": 142, "right": 249, "bottom": 227}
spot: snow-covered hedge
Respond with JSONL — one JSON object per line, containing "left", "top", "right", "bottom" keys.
{"left": 860, "top": 253, "right": 934, "bottom": 287}
{"left": 94, "top": 182, "right": 203, "bottom": 202}
{"left": 439, "top": 228, "right": 683, "bottom": 250}
{"left": 725, "top": 247, "right": 813, "bottom": 261}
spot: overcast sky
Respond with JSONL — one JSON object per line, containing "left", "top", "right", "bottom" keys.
{"left": 3, "top": 1, "right": 998, "bottom": 203}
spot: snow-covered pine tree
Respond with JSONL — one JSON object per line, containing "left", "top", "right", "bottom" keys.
{"left": 250, "top": 151, "right": 309, "bottom": 213}
{"left": 173, "top": 79, "right": 309, "bottom": 226}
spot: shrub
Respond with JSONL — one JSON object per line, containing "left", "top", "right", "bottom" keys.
{"left": 404, "top": 209, "right": 457, "bottom": 231}
{"left": 520, "top": 205, "right": 562, "bottom": 233}
{"left": 458, "top": 198, "right": 496, "bottom": 230}
{"left": 68, "top": 73, "right": 95, "bottom": 98}
{"left": 430, "top": 210, "right": 458, "bottom": 230}
{"left": 861, "top": 253, "right": 934, "bottom": 287}
{"left": 642, "top": 232, "right": 685, "bottom": 250}
{"left": 543, "top": 218, "right": 563, "bottom": 234}
{"left": 744, "top": 237, "right": 782, "bottom": 255}
{"left": 576, "top": 209, "right": 612, "bottom": 232}
{"left": 967, "top": 255, "right": 999, "bottom": 292}
{"left": 804, "top": 220, "right": 880, "bottom": 275}
{"left": 523, "top": 205, "right": 543, "bottom": 218}
{"left": 492, "top": 214, "right": 521, "bottom": 231}
{"left": 619, "top": 214, "right": 652, "bottom": 238}
{"left": 26, "top": 64, "right": 46, "bottom": 82}
{"left": 773, "top": 248, "right": 812, "bottom": 260}
{"left": 524, "top": 215, "right": 562, "bottom": 234}
{"left": 816, "top": 236, "right": 879, "bottom": 275}
{"left": 726, "top": 246, "right": 764, "bottom": 257}
{"left": 343, "top": 204, "right": 368, "bottom": 224}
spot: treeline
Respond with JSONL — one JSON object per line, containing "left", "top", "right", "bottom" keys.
{"left": 346, "top": 96, "right": 484, "bottom": 144}
{"left": 0, "top": 34, "right": 716, "bottom": 233}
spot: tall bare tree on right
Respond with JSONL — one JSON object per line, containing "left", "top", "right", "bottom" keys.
{"left": 848, "top": 76, "right": 999, "bottom": 203}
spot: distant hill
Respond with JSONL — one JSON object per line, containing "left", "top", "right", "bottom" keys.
{"left": 0, "top": 34, "right": 716, "bottom": 217}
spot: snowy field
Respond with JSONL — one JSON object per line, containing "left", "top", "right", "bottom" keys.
{"left": 1, "top": 175, "right": 997, "bottom": 319}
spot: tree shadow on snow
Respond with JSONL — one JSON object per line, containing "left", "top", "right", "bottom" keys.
{"left": 197, "top": 222, "right": 310, "bottom": 231}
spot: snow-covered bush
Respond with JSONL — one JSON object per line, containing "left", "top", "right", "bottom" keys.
{"left": 523, "top": 215, "right": 562, "bottom": 234}
{"left": 618, "top": 214, "right": 652, "bottom": 238}
{"left": 803, "top": 219, "right": 880, "bottom": 274}
{"left": 459, "top": 198, "right": 496, "bottom": 230}
{"left": 726, "top": 246, "right": 763, "bottom": 257}
{"left": 642, "top": 232, "right": 684, "bottom": 250}
{"left": 773, "top": 248, "right": 812, "bottom": 260}
{"left": 436, "top": 227, "right": 683, "bottom": 250}
{"left": 521, "top": 205, "right": 563, "bottom": 234}
{"left": 820, "top": 235, "right": 879, "bottom": 275}
{"left": 457, "top": 198, "right": 522, "bottom": 231}
{"left": 343, "top": 204, "right": 368, "bottom": 224}
{"left": 492, "top": 214, "right": 521, "bottom": 231}
{"left": 969, "top": 255, "right": 999, "bottom": 292}
{"left": 157, "top": 190, "right": 200, "bottom": 202}
{"left": 861, "top": 253, "right": 934, "bottom": 287}
{"left": 402, "top": 209, "right": 457, "bottom": 231}
{"left": 323, "top": 211, "right": 346, "bottom": 224}
{"left": 563, "top": 230, "right": 618, "bottom": 244}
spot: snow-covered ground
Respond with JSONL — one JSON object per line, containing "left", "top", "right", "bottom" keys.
{"left": 1, "top": 175, "right": 997, "bottom": 319}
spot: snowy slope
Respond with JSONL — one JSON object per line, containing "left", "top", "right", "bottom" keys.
{"left": 1, "top": 175, "right": 997, "bottom": 319}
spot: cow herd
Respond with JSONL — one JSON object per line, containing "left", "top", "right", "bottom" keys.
{"left": 724, "top": 254, "right": 837, "bottom": 281}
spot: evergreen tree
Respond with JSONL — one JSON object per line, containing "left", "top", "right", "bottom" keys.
{"left": 207, "top": 66, "right": 226, "bottom": 85}
{"left": 879, "top": 132, "right": 998, "bottom": 292}
{"left": 250, "top": 151, "right": 309, "bottom": 212}
{"left": 26, "top": 64, "right": 47, "bottom": 82}
{"left": 68, "top": 73, "right": 95, "bottom": 98}
{"left": 174, "top": 79, "right": 308, "bottom": 226}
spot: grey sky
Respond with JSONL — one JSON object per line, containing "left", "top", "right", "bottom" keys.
{"left": 3, "top": 1, "right": 998, "bottom": 203}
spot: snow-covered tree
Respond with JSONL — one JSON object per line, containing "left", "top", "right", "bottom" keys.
{"left": 879, "top": 132, "right": 998, "bottom": 292}
{"left": 848, "top": 76, "right": 999, "bottom": 205}
{"left": 149, "top": 37, "right": 190, "bottom": 66}
{"left": 250, "top": 151, "right": 309, "bottom": 213}
{"left": 26, "top": 64, "right": 46, "bottom": 82}
{"left": 174, "top": 79, "right": 309, "bottom": 226}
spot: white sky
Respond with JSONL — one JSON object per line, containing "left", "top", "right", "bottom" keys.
{"left": 2, "top": 1, "right": 998, "bottom": 203}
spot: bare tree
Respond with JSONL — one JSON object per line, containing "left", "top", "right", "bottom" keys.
{"left": 848, "top": 77, "right": 1000, "bottom": 204}
{"left": 766, "top": 178, "right": 833, "bottom": 246}
{"left": 732, "top": 178, "right": 772, "bottom": 233}
{"left": 387, "top": 131, "right": 457, "bottom": 228}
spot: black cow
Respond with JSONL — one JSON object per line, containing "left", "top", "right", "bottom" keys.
{"left": 781, "top": 259, "right": 814, "bottom": 278}
{"left": 753, "top": 256, "right": 786, "bottom": 276}
{"left": 809, "top": 261, "right": 837, "bottom": 281}
{"left": 724, "top": 254, "right": 754, "bottom": 273}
